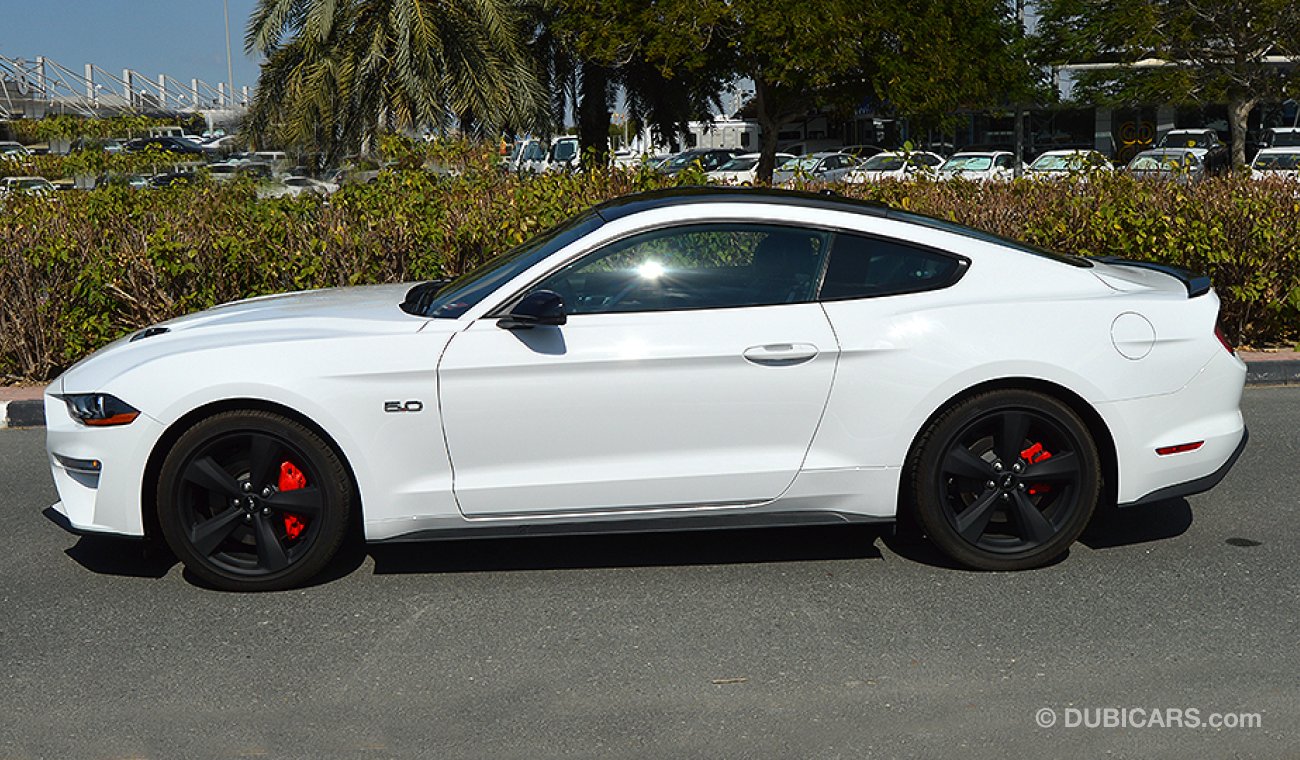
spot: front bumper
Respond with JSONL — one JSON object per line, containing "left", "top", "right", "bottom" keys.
{"left": 44, "top": 392, "right": 163, "bottom": 537}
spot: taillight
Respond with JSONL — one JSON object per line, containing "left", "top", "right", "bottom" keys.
{"left": 1214, "top": 324, "right": 1234, "bottom": 354}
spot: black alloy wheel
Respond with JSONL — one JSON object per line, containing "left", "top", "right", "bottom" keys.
{"left": 911, "top": 390, "right": 1101, "bottom": 570}
{"left": 157, "top": 410, "right": 352, "bottom": 591}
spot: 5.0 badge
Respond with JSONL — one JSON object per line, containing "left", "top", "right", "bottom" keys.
{"left": 384, "top": 400, "right": 424, "bottom": 413}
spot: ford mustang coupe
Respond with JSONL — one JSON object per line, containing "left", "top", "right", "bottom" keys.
{"left": 45, "top": 188, "right": 1248, "bottom": 590}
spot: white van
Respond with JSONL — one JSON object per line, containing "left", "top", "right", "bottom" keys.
{"left": 544, "top": 136, "right": 580, "bottom": 172}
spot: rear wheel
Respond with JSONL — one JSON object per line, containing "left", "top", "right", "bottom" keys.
{"left": 910, "top": 390, "right": 1100, "bottom": 570}
{"left": 157, "top": 410, "right": 352, "bottom": 591}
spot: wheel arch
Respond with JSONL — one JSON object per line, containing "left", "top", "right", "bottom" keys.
{"left": 896, "top": 377, "right": 1118, "bottom": 526}
{"left": 140, "top": 398, "right": 363, "bottom": 542}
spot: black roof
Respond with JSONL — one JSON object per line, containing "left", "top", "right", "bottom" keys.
{"left": 590, "top": 186, "right": 1093, "bottom": 269}
{"left": 593, "top": 186, "right": 892, "bottom": 223}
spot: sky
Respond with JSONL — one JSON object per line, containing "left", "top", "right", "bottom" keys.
{"left": 0, "top": 0, "right": 263, "bottom": 94}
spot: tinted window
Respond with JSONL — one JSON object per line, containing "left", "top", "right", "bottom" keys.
{"left": 819, "top": 233, "right": 965, "bottom": 300}
{"left": 531, "top": 224, "right": 830, "bottom": 315}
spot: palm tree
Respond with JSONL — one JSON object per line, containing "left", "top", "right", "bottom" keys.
{"left": 244, "top": 0, "right": 545, "bottom": 161}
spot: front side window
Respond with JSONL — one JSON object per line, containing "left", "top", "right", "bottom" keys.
{"left": 819, "top": 233, "right": 966, "bottom": 300}
{"left": 424, "top": 213, "right": 605, "bottom": 318}
{"left": 529, "top": 224, "right": 831, "bottom": 315}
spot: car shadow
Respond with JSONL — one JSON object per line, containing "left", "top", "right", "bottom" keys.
{"left": 367, "top": 524, "right": 886, "bottom": 575}
{"left": 1079, "top": 497, "right": 1193, "bottom": 550}
{"left": 63, "top": 536, "right": 178, "bottom": 579}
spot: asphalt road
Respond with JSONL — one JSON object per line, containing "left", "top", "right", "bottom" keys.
{"left": 2, "top": 389, "right": 1297, "bottom": 760}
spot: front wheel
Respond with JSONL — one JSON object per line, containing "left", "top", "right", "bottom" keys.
{"left": 910, "top": 390, "right": 1101, "bottom": 570}
{"left": 157, "top": 410, "right": 353, "bottom": 591}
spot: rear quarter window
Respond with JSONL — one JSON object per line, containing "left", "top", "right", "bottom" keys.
{"left": 819, "top": 232, "right": 967, "bottom": 300}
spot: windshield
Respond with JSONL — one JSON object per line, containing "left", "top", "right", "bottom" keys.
{"left": 665, "top": 152, "right": 706, "bottom": 169}
{"left": 941, "top": 156, "right": 993, "bottom": 172}
{"left": 1130, "top": 154, "right": 1192, "bottom": 171}
{"left": 1159, "top": 132, "right": 1211, "bottom": 148}
{"left": 1253, "top": 152, "right": 1300, "bottom": 171}
{"left": 1267, "top": 131, "right": 1300, "bottom": 147}
{"left": 717, "top": 157, "right": 758, "bottom": 172}
{"left": 551, "top": 141, "right": 577, "bottom": 161}
{"left": 778, "top": 156, "right": 821, "bottom": 172}
{"left": 860, "top": 154, "right": 906, "bottom": 171}
{"left": 521, "top": 142, "right": 546, "bottom": 161}
{"left": 1030, "top": 154, "right": 1085, "bottom": 171}
{"left": 424, "top": 213, "right": 605, "bottom": 318}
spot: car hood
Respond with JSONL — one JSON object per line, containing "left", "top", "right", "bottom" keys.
{"left": 158, "top": 283, "right": 421, "bottom": 332}
{"left": 56, "top": 284, "right": 448, "bottom": 392}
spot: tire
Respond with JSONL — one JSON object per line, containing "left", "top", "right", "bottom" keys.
{"left": 157, "top": 410, "right": 353, "bottom": 591}
{"left": 909, "top": 389, "right": 1100, "bottom": 570}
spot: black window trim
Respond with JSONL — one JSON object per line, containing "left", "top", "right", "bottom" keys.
{"left": 814, "top": 230, "right": 971, "bottom": 303}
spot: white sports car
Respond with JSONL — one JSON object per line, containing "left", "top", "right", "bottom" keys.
{"left": 45, "top": 189, "right": 1248, "bottom": 590}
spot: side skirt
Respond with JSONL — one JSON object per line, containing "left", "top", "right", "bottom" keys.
{"left": 369, "top": 509, "right": 893, "bottom": 544}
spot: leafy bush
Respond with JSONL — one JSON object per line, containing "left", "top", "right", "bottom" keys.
{"left": 1, "top": 165, "right": 1296, "bottom": 383}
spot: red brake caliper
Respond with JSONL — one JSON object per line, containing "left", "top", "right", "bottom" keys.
{"left": 1019, "top": 443, "right": 1052, "bottom": 496}
{"left": 278, "top": 461, "right": 308, "bottom": 539}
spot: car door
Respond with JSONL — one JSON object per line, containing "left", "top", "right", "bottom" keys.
{"left": 438, "top": 222, "right": 840, "bottom": 517}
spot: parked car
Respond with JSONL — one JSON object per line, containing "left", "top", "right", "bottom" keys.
{"left": 43, "top": 187, "right": 1247, "bottom": 590}
{"left": 123, "top": 136, "right": 213, "bottom": 157}
{"left": 772, "top": 152, "right": 861, "bottom": 185}
{"left": 838, "top": 144, "right": 887, "bottom": 160}
{"left": 69, "top": 137, "right": 125, "bottom": 153}
{"left": 1125, "top": 149, "right": 1206, "bottom": 183}
{"left": 0, "top": 175, "right": 55, "bottom": 196}
{"left": 844, "top": 151, "right": 944, "bottom": 183}
{"left": 206, "top": 161, "right": 273, "bottom": 182}
{"left": 544, "top": 136, "right": 580, "bottom": 172}
{"left": 707, "top": 152, "right": 795, "bottom": 184}
{"left": 1156, "top": 129, "right": 1228, "bottom": 174}
{"left": 202, "top": 134, "right": 242, "bottom": 153}
{"left": 1026, "top": 149, "right": 1114, "bottom": 179}
{"left": 511, "top": 139, "right": 548, "bottom": 172}
{"left": 147, "top": 171, "right": 201, "bottom": 188}
{"left": 258, "top": 175, "right": 341, "bottom": 198}
{"left": 0, "top": 140, "right": 33, "bottom": 158}
{"left": 1249, "top": 147, "right": 1300, "bottom": 180}
{"left": 250, "top": 151, "right": 293, "bottom": 174}
{"left": 1256, "top": 127, "right": 1300, "bottom": 150}
{"left": 937, "top": 151, "right": 1016, "bottom": 182}
{"left": 659, "top": 149, "right": 739, "bottom": 175}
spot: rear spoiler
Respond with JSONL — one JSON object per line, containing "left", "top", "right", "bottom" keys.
{"left": 1091, "top": 257, "right": 1211, "bottom": 298}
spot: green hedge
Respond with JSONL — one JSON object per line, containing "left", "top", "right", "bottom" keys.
{"left": 1, "top": 166, "right": 1297, "bottom": 382}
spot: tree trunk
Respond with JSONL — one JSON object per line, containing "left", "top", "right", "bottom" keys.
{"left": 754, "top": 75, "right": 781, "bottom": 184}
{"left": 1227, "top": 95, "right": 1257, "bottom": 171}
{"left": 577, "top": 62, "right": 611, "bottom": 170}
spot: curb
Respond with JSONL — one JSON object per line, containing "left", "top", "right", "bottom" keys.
{"left": 1245, "top": 359, "right": 1300, "bottom": 387}
{"left": 2, "top": 357, "right": 1297, "bottom": 429}
{"left": 0, "top": 399, "right": 46, "bottom": 429}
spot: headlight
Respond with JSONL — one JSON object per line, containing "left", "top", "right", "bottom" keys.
{"left": 60, "top": 394, "right": 141, "bottom": 427}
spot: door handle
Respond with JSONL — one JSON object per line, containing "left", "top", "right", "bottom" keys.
{"left": 743, "top": 343, "right": 819, "bottom": 367}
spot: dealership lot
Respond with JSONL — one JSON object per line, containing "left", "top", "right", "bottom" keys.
{"left": 1, "top": 387, "right": 1296, "bottom": 759}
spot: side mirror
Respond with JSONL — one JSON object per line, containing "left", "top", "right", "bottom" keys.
{"left": 498, "top": 290, "right": 566, "bottom": 330}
